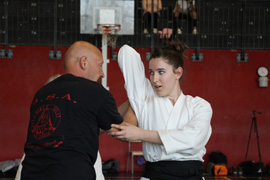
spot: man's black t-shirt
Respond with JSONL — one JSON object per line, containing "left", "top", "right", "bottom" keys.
{"left": 21, "top": 74, "right": 123, "bottom": 180}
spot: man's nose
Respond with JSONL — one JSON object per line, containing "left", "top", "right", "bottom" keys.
{"left": 100, "top": 70, "right": 105, "bottom": 78}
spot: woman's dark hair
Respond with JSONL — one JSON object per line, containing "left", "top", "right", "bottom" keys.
{"left": 150, "top": 39, "right": 188, "bottom": 70}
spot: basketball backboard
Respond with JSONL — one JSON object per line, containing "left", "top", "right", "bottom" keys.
{"left": 80, "top": 0, "right": 134, "bottom": 35}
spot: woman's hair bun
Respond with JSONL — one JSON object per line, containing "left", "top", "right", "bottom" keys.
{"left": 166, "top": 39, "right": 188, "bottom": 55}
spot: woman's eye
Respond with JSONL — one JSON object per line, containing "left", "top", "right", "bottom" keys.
{"left": 159, "top": 71, "right": 165, "bottom": 74}
{"left": 149, "top": 71, "right": 154, "bottom": 75}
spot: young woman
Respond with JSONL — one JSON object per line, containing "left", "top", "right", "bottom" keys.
{"left": 110, "top": 40, "right": 212, "bottom": 180}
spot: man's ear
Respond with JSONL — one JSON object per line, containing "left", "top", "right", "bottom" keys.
{"left": 80, "top": 56, "right": 87, "bottom": 70}
{"left": 175, "top": 67, "right": 183, "bottom": 80}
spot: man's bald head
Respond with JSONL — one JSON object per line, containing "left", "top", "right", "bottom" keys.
{"left": 64, "top": 41, "right": 100, "bottom": 69}
{"left": 64, "top": 41, "right": 104, "bottom": 82}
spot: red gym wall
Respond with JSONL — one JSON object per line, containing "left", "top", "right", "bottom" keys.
{"left": 0, "top": 45, "right": 269, "bottom": 172}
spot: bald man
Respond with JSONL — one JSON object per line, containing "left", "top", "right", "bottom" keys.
{"left": 21, "top": 41, "right": 123, "bottom": 180}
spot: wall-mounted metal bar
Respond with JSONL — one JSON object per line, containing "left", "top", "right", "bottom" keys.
{"left": 146, "top": 52, "right": 151, "bottom": 61}
{"left": 0, "top": 0, "right": 13, "bottom": 59}
{"left": 237, "top": 0, "right": 248, "bottom": 62}
{"left": 191, "top": 0, "right": 203, "bottom": 61}
{"left": 111, "top": 51, "right": 117, "bottom": 61}
{"left": 49, "top": 1, "right": 61, "bottom": 60}
{"left": 151, "top": 0, "right": 154, "bottom": 53}
{"left": 191, "top": 48, "right": 203, "bottom": 61}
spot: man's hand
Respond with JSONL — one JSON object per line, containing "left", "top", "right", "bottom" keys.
{"left": 108, "top": 123, "right": 142, "bottom": 142}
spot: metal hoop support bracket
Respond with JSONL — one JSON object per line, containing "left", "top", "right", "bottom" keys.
{"left": 97, "top": 24, "right": 121, "bottom": 90}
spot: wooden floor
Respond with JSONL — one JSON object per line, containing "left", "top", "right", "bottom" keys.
{"left": 1, "top": 172, "right": 269, "bottom": 180}
{"left": 103, "top": 172, "right": 270, "bottom": 180}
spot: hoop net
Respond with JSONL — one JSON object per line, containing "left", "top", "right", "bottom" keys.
{"left": 97, "top": 24, "right": 121, "bottom": 48}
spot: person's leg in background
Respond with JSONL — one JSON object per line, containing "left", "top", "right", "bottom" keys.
{"left": 189, "top": 1, "right": 197, "bottom": 34}
{"left": 143, "top": 12, "right": 151, "bottom": 34}
{"left": 95, "top": 151, "right": 105, "bottom": 180}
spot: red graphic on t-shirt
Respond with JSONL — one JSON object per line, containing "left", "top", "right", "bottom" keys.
{"left": 31, "top": 104, "right": 61, "bottom": 139}
{"left": 33, "top": 93, "right": 76, "bottom": 106}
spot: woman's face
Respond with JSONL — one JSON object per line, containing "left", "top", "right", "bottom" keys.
{"left": 149, "top": 57, "right": 183, "bottom": 98}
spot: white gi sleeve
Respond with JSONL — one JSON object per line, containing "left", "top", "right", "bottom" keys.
{"left": 117, "top": 45, "right": 151, "bottom": 111}
{"left": 158, "top": 97, "right": 212, "bottom": 155}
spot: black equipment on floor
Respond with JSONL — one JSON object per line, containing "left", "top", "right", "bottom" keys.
{"left": 244, "top": 110, "right": 263, "bottom": 176}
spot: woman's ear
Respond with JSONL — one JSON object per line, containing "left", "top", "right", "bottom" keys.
{"left": 80, "top": 56, "right": 87, "bottom": 70}
{"left": 175, "top": 67, "right": 183, "bottom": 80}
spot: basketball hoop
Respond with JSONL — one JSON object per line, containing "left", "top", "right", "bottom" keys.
{"left": 97, "top": 24, "right": 121, "bottom": 48}
{"left": 97, "top": 24, "right": 121, "bottom": 34}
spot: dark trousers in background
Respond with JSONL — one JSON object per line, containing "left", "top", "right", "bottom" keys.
{"left": 143, "top": 12, "right": 159, "bottom": 33}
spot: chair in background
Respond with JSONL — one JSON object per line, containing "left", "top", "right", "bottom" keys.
{"left": 126, "top": 141, "right": 144, "bottom": 174}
